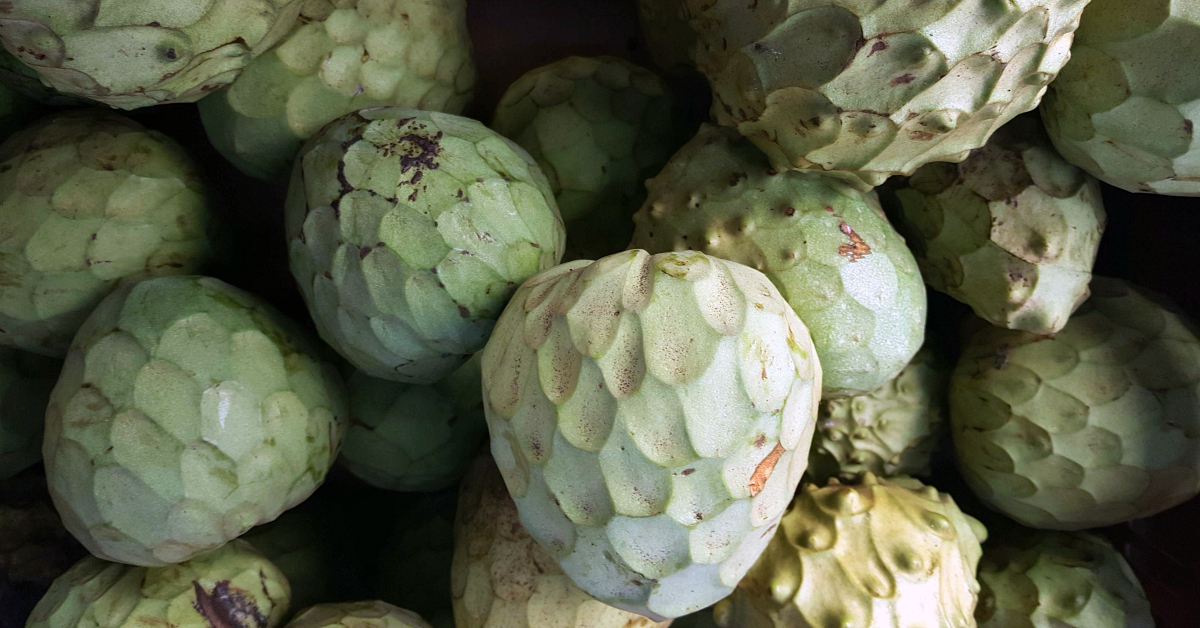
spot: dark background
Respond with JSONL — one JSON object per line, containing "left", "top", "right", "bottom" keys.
{"left": 4, "top": 0, "right": 1198, "bottom": 625}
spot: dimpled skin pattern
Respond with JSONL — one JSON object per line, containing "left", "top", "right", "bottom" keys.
{"left": 199, "top": 0, "right": 476, "bottom": 182}
{"left": 26, "top": 540, "right": 291, "bottom": 628}
{"left": 43, "top": 276, "right": 348, "bottom": 567}
{"left": 976, "top": 530, "right": 1153, "bottom": 628}
{"left": 0, "top": 112, "right": 214, "bottom": 358}
{"left": 951, "top": 278, "right": 1200, "bottom": 530}
{"left": 451, "top": 455, "right": 670, "bottom": 628}
{"left": 891, "top": 114, "right": 1106, "bottom": 335}
{"left": 714, "top": 475, "right": 987, "bottom": 628}
{"left": 0, "top": 347, "right": 60, "bottom": 479}
{"left": 1040, "top": 0, "right": 1200, "bottom": 196}
{"left": 286, "top": 107, "right": 566, "bottom": 385}
{"left": 684, "top": 0, "right": 1089, "bottom": 188}
{"left": 286, "top": 601, "right": 433, "bottom": 628}
{"left": 631, "top": 124, "right": 925, "bottom": 397}
{"left": 341, "top": 354, "right": 486, "bottom": 492}
{"left": 0, "top": 0, "right": 302, "bottom": 110}
{"left": 481, "top": 250, "right": 822, "bottom": 620}
{"left": 807, "top": 346, "right": 948, "bottom": 484}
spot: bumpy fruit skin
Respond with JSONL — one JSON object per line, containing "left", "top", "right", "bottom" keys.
{"left": 451, "top": 455, "right": 670, "bottom": 628}
{"left": 26, "top": 540, "right": 291, "bottom": 628}
{"left": 199, "top": 0, "right": 476, "bottom": 181}
{"left": 631, "top": 125, "right": 925, "bottom": 397}
{"left": 43, "top": 275, "right": 349, "bottom": 566}
{"left": 0, "top": 111, "right": 215, "bottom": 358}
{"left": 286, "top": 601, "right": 432, "bottom": 628}
{"left": 636, "top": 1, "right": 699, "bottom": 75}
{"left": 0, "top": 0, "right": 302, "bottom": 110}
{"left": 0, "top": 348, "right": 60, "bottom": 479}
{"left": 685, "top": 0, "right": 1089, "bottom": 188}
{"left": 481, "top": 250, "right": 823, "bottom": 620}
{"left": 714, "top": 475, "right": 987, "bottom": 628}
{"left": 286, "top": 107, "right": 566, "bottom": 385}
{"left": 243, "top": 511, "right": 333, "bottom": 619}
{"left": 951, "top": 278, "right": 1200, "bottom": 530}
{"left": 341, "top": 353, "right": 485, "bottom": 492}
{"left": 1040, "top": 0, "right": 1200, "bottom": 196}
{"left": 975, "top": 529, "right": 1152, "bottom": 628}
{"left": 378, "top": 493, "right": 457, "bottom": 628}
{"left": 807, "top": 346, "right": 948, "bottom": 483}
{"left": 890, "top": 114, "right": 1106, "bottom": 335}
{"left": 492, "top": 56, "right": 676, "bottom": 261}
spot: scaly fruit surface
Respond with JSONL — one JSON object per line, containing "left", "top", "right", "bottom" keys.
{"left": 976, "top": 529, "right": 1152, "bottom": 628}
{"left": 636, "top": 0, "right": 699, "bottom": 75}
{"left": 286, "top": 601, "right": 432, "bottom": 628}
{"left": 481, "top": 250, "right": 823, "bottom": 620}
{"left": 492, "top": 56, "right": 676, "bottom": 261}
{"left": 377, "top": 492, "right": 457, "bottom": 628}
{"left": 0, "top": 348, "right": 60, "bottom": 479}
{"left": 200, "top": 0, "right": 476, "bottom": 181}
{"left": 451, "top": 454, "right": 670, "bottom": 628}
{"left": 44, "top": 275, "right": 349, "bottom": 566}
{"left": 1040, "top": 0, "right": 1200, "bottom": 196}
{"left": 807, "top": 346, "right": 948, "bottom": 483}
{"left": 0, "top": 111, "right": 215, "bottom": 358}
{"left": 714, "top": 474, "right": 987, "bottom": 628}
{"left": 890, "top": 114, "right": 1106, "bottom": 335}
{"left": 341, "top": 354, "right": 485, "bottom": 492}
{"left": 243, "top": 511, "right": 333, "bottom": 620}
{"left": 286, "top": 107, "right": 566, "bottom": 385}
{"left": 685, "top": 0, "right": 1089, "bottom": 188}
{"left": 951, "top": 278, "right": 1200, "bottom": 530}
{"left": 26, "top": 539, "right": 291, "bottom": 628}
{"left": 0, "top": 0, "right": 302, "bottom": 110}
{"left": 631, "top": 124, "right": 925, "bottom": 397}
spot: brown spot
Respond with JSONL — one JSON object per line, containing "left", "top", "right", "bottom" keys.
{"left": 992, "top": 345, "right": 1010, "bottom": 370}
{"left": 749, "top": 443, "right": 785, "bottom": 497}
{"left": 191, "top": 580, "right": 268, "bottom": 628}
{"left": 1185, "top": 119, "right": 1194, "bottom": 135}
{"left": 782, "top": 206, "right": 795, "bottom": 217}
{"left": 891, "top": 74, "right": 916, "bottom": 86}
{"left": 869, "top": 40, "right": 887, "bottom": 56}
{"left": 728, "top": 172, "right": 747, "bottom": 187}
{"left": 681, "top": 468, "right": 695, "bottom": 476}
{"left": 754, "top": 434, "right": 766, "bottom": 448}
{"left": 837, "top": 222, "right": 871, "bottom": 260}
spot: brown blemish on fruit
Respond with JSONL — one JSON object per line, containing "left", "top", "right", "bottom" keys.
{"left": 837, "top": 222, "right": 871, "bottom": 260}
{"left": 749, "top": 443, "right": 785, "bottom": 497}
{"left": 191, "top": 580, "right": 268, "bottom": 628}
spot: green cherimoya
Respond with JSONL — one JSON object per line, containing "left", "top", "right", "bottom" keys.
{"left": 889, "top": 114, "right": 1106, "bottom": 335}
{"left": 636, "top": 0, "right": 699, "bottom": 75}
{"left": 341, "top": 353, "right": 485, "bottom": 492}
{"left": 286, "top": 107, "right": 566, "bottom": 385}
{"left": 26, "top": 539, "right": 291, "bottom": 628}
{"left": 975, "top": 529, "right": 1152, "bottom": 628}
{"left": 0, "top": 348, "right": 60, "bottom": 479}
{"left": 807, "top": 346, "right": 948, "bottom": 484}
{"left": 684, "top": 0, "right": 1090, "bottom": 188}
{"left": 481, "top": 250, "right": 823, "bottom": 620}
{"left": 0, "top": 0, "right": 302, "bottom": 110}
{"left": 243, "top": 511, "right": 334, "bottom": 619}
{"left": 44, "top": 275, "right": 349, "bottom": 566}
{"left": 1040, "top": 0, "right": 1200, "bottom": 196}
{"left": 951, "top": 278, "right": 1200, "bottom": 530}
{"left": 0, "top": 111, "right": 215, "bottom": 358}
{"left": 631, "top": 124, "right": 925, "bottom": 397}
{"left": 451, "top": 454, "right": 670, "bottom": 628}
{"left": 199, "top": 0, "right": 476, "bottom": 181}
{"left": 714, "top": 474, "right": 987, "bottom": 628}
{"left": 286, "top": 601, "right": 433, "bottom": 628}
{"left": 492, "top": 56, "right": 676, "bottom": 261}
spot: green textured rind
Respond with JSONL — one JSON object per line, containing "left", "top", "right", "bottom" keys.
{"left": 714, "top": 475, "right": 987, "bottom": 628}
{"left": 285, "top": 601, "right": 433, "bottom": 628}
{"left": 636, "top": 0, "right": 700, "bottom": 75}
{"left": 492, "top": 56, "right": 676, "bottom": 261}
{"left": 199, "top": 0, "right": 476, "bottom": 181}
{"left": 0, "top": 0, "right": 303, "bottom": 110}
{"left": 43, "top": 275, "right": 349, "bottom": 566}
{"left": 0, "top": 111, "right": 216, "bottom": 357}
{"left": 243, "top": 511, "right": 333, "bottom": 619}
{"left": 340, "top": 353, "right": 485, "bottom": 491}
{"left": 951, "top": 277, "right": 1200, "bottom": 530}
{"left": 0, "top": 49, "right": 97, "bottom": 107}
{"left": 286, "top": 107, "right": 566, "bottom": 385}
{"left": 891, "top": 114, "right": 1106, "bottom": 335}
{"left": 0, "top": 348, "right": 61, "bottom": 478}
{"left": 378, "top": 493, "right": 456, "bottom": 628}
{"left": 1040, "top": 0, "right": 1200, "bottom": 196}
{"left": 631, "top": 124, "right": 926, "bottom": 397}
{"left": 481, "top": 250, "right": 823, "bottom": 620}
{"left": 26, "top": 539, "right": 291, "bottom": 628}
{"left": 685, "top": 0, "right": 1088, "bottom": 188}
{"left": 451, "top": 455, "right": 670, "bottom": 628}
{"left": 976, "top": 530, "right": 1153, "bottom": 628}
{"left": 807, "top": 346, "right": 948, "bottom": 483}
